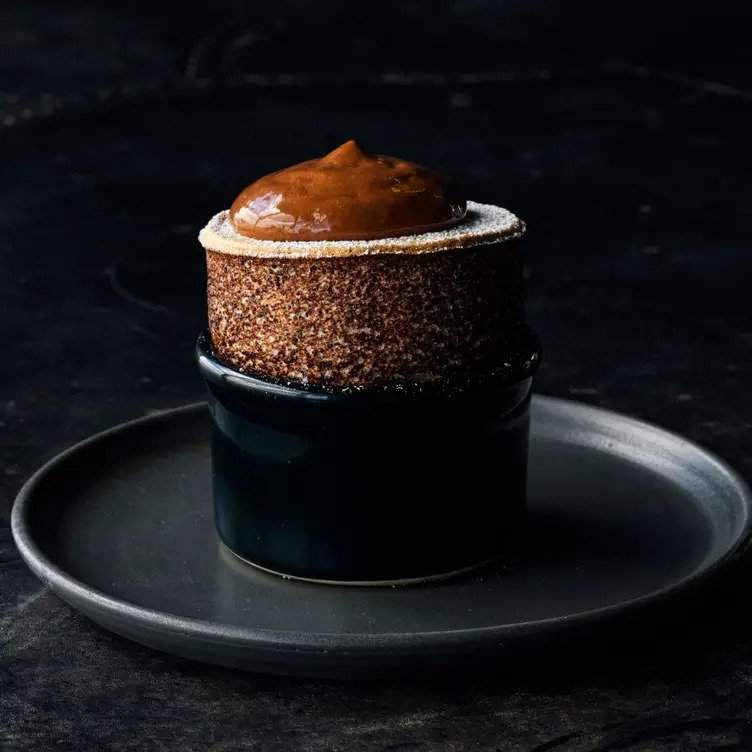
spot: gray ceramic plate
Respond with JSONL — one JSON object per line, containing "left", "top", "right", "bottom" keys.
{"left": 11, "top": 397, "right": 752, "bottom": 677}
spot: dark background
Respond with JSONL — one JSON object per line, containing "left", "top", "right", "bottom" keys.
{"left": 2, "top": 2, "right": 752, "bottom": 750}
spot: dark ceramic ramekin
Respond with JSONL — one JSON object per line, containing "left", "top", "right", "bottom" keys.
{"left": 197, "top": 331, "right": 541, "bottom": 585}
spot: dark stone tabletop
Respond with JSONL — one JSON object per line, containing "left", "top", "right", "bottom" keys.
{"left": 2, "top": 3, "right": 751, "bottom": 749}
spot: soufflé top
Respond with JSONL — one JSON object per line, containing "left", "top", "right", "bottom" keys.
{"left": 199, "top": 141, "right": 527, "bottom": 388}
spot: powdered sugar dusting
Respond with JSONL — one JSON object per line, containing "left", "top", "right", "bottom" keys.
{"left": 198, "top": 201, "right": 524, "bottom": 258}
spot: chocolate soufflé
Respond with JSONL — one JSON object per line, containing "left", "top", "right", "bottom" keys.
{"left": 199, "top": 140, "right": 527, "bottom": 388}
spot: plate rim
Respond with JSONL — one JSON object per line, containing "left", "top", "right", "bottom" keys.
{"left": 11, "top": 396, "right": 752, "bottom": 656}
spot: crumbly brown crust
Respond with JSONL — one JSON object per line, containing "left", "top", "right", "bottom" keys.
{"left": 205, "top": 239, "right": 524, "bottom": 387}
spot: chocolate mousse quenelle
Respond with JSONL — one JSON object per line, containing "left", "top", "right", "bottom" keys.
{"left": 196, "top": 140, "right": 540, "bottom": 584}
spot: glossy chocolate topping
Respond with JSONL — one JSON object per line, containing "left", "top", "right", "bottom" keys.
{"left": 229, "top": 140, "right": 467, "bottom": 241}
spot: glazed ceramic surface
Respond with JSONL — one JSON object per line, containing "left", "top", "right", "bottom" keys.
{"left": 197, "top": 333, "right": 539, "bottom": 583}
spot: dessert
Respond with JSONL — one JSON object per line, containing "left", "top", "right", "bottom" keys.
{"left": 197, "top": 140, "right": 539, "bottom": 584}
{"left": 199, "top": 139, "right": 526, "bottom": 388}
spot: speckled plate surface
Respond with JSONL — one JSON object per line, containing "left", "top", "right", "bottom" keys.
{"left": 11, "top": 397, "right": 752, "bottom": 677}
